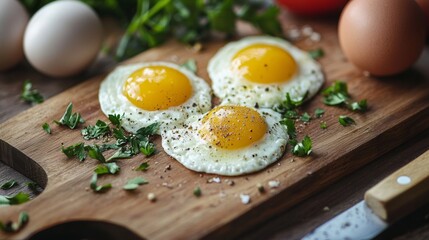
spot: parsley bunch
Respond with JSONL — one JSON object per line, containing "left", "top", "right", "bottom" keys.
{"left": 20, "top": 0, "right": 283, "bottom": 61}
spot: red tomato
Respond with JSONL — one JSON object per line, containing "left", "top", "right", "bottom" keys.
{"left": 276, "top": 0, "right": 349, "bottom": 15}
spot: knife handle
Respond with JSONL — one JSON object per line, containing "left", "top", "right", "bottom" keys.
{"left": 364, "top": 150, "right": 429, "bottom": 222}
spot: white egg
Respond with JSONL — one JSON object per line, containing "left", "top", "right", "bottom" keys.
{"left": 99, "top": 62, "right": 212, "bottom": 134}
{"left": 24, "top": 0, "right": 102, "bottom": 77}
{"left": 0, "top": 0, "right": 29, "bottom": 71}
{"left": 161, "top": 105, "right": 288, "bottom": 176}
{"left": 208, "top": 36, "right": 324, "bottom": 108}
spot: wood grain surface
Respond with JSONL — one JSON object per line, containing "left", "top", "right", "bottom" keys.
{"left": 1, "top": 14, "right": 429, "bottom": 240}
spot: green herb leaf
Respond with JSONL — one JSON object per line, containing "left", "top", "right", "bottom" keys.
{"left": 284, "top": 92, "right": 308, "bottom": 110}
{"left": 54, "top": 102, "right": 85, "bottom": 129}
{"left": 62, "top": 142, "right": 86, "bottom": 161}
{"left": 20, "top": 80, "right": 43, "bottom": 105}
{"left": 108, "top": 114, "right": 123, "bottom": 128}
{"left": 193, "top": 186, "right": 202, "bottom": 197}
{"left": 94, "top": 162, "right": 120, "bottom": 175}
{"left": 81, "top": 120, "right": 110, "bottom": 140}
{"left": 284, "top": 110, "right": 299, "bottom": 119}
{"left": 136, "top": 162, "right": 150, "bottom": 171}
{"left": 323, "top": 81, "right": 368, "bottom": 113}
{"left": 0, "top": 192, "right": 30, "bottom": 205}
{"left": 320, "top": 121, "right": 327, "bottom": 129}
{"left": 314, "top": 108, "right": 325, "bottom": 118}
{"left": 339, "top": 115, "right": 355, "bottom": 126}
{"left": 292, "top": 136, "right": 312, "bottom": 157}
{"left": 350, "top": 99, "right": 368, "bottom": 112}
{"left": 300, "top": 112, "right": 311, "bottom": 123}
{"left": 113, "top": 128, "right": 127, "bottom": 142}
{"left": 0, "top": 211, "right": 29, "bottom": 233}
{"left": 181, "top": 59, "right": 197, "bottom": 73}
{"left": 85, "top": 145, "right": 106, "bottom": 163}
{"left": 280, "top": 118, "right": 296, "bottom": 139}
{"left": 90, "top": 173, "right": 112, "bottom": 193}
{"left": 26, "top": 182, "right": 41, "bottom": 193}
{"left": 0, "top": 180, "right": 18, "bottom": 190}
{"left": 308, "top": 48, "right": 324, "bottom": 60}
{"left": 140, "top": 141, "right": 155, "bottom": 156}
{"left": 42, "top": 123, "right": 51, "bottom": 134}
{"left": 99, "top": 143, "right": 121, "bottom": 152}
{"left": 107, "top": 148, "right": 134, "bottom": 161}
{"left": 123, "top": 177, "right": 148, "bottom": 190}
{"left": 136, "top": 123, "right": 160, "bottom": 138}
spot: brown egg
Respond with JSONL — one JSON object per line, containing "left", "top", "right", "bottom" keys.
{"left": 339, "top": 0, "right": 426, "bottom": 76}
{"left": 416, "top": 0, "right": 429, "bottom": 33}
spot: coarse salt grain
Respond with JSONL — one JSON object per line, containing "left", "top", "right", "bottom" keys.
{"left": 240, "top": 194, "right": 251, "bottom": 205}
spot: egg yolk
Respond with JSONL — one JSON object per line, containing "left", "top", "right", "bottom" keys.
{"left": 231, "top": 44, "right": 297, "bottom": 84}
{"left": 123, "top": 66, "right": 192, "bottom": 111}
{"left": 199, "top": 106, "right": 267, "bottom": 150}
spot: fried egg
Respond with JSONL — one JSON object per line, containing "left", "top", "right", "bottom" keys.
{"left": 161, "top": 105, "right": 288, "bottom": 176}
{"left": 208, "top": 36, "right": 324, "bottom": 108}
{"left": 99, "top": 62, "right": 212, "bottom": 133}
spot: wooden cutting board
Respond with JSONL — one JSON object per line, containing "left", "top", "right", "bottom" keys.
{"left": 1, "top": 16, "right": 429, "bottom": 240}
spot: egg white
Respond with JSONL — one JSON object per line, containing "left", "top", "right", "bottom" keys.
{"left": 99, "top": 62, "right": 212, "bottom": 134}
{"left": 161, "top": 107, "right": 288, "bottom": 176}
{"left": 208, "top": 36, "right": 324, "bottom": 108}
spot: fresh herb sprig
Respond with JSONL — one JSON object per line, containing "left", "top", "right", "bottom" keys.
{"left": 54, "top": 103, "right": 85, "bottom": 129}
{"left": 323, "top": 81, "right": 368, "bottom": 112}
{"left": 20, "top": 80, "right": 44, "bottom": 105}
{"left": 0, "top": 212, "right": 29, "bottom": 233}
{"left": 123, "top": 177, "right": 148, "bottom": 191}
{"left": 0, "top": 192, "right": 30, "bottom": 205}
{"left": 0, "top": 180, "right": 18, "bottom": 190}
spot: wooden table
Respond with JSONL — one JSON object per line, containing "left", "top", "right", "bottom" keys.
{"left": 1, "top": 15, "right": 429, "bottom": 240}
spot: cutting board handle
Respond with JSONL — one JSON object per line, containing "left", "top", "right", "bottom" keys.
{"left": 364, "top": 150, "right": 429, "bottom": 222}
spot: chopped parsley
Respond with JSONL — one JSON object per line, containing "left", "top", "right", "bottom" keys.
{"left": 320, "top": 121, "right": 327, "bottom": 129}
{"left": 20, "top": 80, "right": 43, "bottom": 105}
{"left": 140, "top": 141, "right": 156, "bottom": 156}
{"left": 277, "top": 92, "right": 309, "bottom": 112}
{"left": 136, "top": 162, "right": 150, "bottom": 171}
{"left": 86, "top": 145, "right": 106, "bottom": 163}
{"left": 62, "top": 143, "right": 86, "bottom": 161}
{"left": 0, "top": 180, "right": 18, "bottom": 190}
{"left": 280, "top": 118, "right": 296, "bottom": 139}
{"left": 108, "top": 114, "right": 123, "bottom": 128}
{"left": 193, "top": 186, "right": 202, "bottom": 197}
{"left": 81, "top": 120, "right": 110, "bottom": 140}
{"left": 181, "top": 59, "right": 197, "bottom": 73}
{"left": 350, "top": 99, "right": 368, "bottom": 112}
{"left": 0, "top": 192, "right": 30, "bottom": 205}
{"left": 308, "top": 48, "right": 324, "bottom": 60}
{"left": 54, "top": 103, "right": 85, "bottom": 129}
{"left": 136, "top": 123, "right": 160, "bottom": 137}
{"left": 292, "top": 136, "right": 312, "bottom": 157}
{"left": 107, "top": 148, "right": 134, "bottom": 161}
{"left": 323, "top": 81, "right": 368, "bottom": 112}
{"left": 94, "top": 163, "right": 120, "bottom": 175}
{"left": 26, "top": 182, "right": 41, "bottom": 193}
{"left": 0, "top": 211, "right": 29, "bottom": 233}
{"left": 42, "top": 123, "right": 51, "bottom": 134}
{"left": 90, "top": 173, "right": 112, "bottom": 193}
{"left": 284, "top": 110, "right": 299, "bottom": 119}
{"left": 300, "top": 112, "right": 311, "bottom": 123}
{"left": 314, "top": 108, "right": 325, "bottom": 118}
{"left": 123, "top": 177, "right": 148, "bottom": 191}
{"left": 339, "top": 115, "right": 355, "bottom": 126}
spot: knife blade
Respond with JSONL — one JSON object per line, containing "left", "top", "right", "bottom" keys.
{"left": 302, "top": 150, "right": 429, "bottom": 240}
